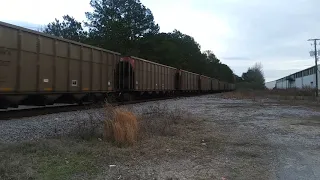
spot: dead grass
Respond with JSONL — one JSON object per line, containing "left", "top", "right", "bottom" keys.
{"left": 65, "top": 101, "right": 191, "bottom": 147}
{"left": 222, "top": 89, "right": 320, "bottom": 104}
{"left": 102, "top": 102, "right": 191, "bottom": 146}
{"left": 103, "top": 106, "right": 138, "bottom": 146}
{"left": 0, "top": 102, "right": 197, "bottom": 179}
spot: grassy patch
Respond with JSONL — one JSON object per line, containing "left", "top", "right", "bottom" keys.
{"left": 0, "top": 139, "right": 100, "bottom": 180}
{"left": 0, "top": 102, "right": 196, "bottom": 179}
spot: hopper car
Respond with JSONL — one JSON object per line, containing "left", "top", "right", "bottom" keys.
{"left": 0, "top": 21, "right": 235, "bottom": 109}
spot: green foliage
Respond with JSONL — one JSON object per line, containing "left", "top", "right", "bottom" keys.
{"left": 43, "top": 0, "right": 236, "bottom": 83}
{"left": 138, "top": 31, "right": 235, "bottom": 82}
{"left": 138, "top": 30, "right": 203, "bottom": 70}
{"left": 43, "top": 15, "right": 88, "bottom": 43}
{"left": 234, "top": 74, "right": 243, "bottom": 83}
{"left": 85, "top": 0, "right": 159, "bottom": 55}
{"left": 237, "top": 63, "right": 266, "bottom": 89}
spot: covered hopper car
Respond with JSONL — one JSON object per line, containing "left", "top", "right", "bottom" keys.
{"left": 0, "top": 21, "right": 235, "bottom": 109}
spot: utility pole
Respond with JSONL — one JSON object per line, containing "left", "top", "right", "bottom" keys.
{"left": 308, "top": 38, "right": 319, "bottom": 97}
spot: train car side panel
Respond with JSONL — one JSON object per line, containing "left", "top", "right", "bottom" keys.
{"left": 0, "top": 25, "right": 19, "bottom": 93}
{"left": 211, "top": 78, "right": 219, "bottom": 91}
{"left": 81, "top": 46, "right": 91, "bottom": 92}
{"left": 54, "top": 41, "right": 69, "bottom": 92}
{"left": 69, "top": 58, "right": 81, "bottom": 92}
{"left": 162, "top": 66, "right": 165, "bottom": 90}
{"left": 188, "top": 73, "right": 190, "bottom": 91}
{"left": 169, "top": 68, "right": 174, "bottom": 90}
{"left": 181, "top": 71, "right": 186, "bottom": 90}
{"left": 165, "top": 67, "right": 169, "bottom": 90}
{"left": 155, "top": 64, "right": 159, "bottom": 90}
{"left": 38, "top": 36, "right": 54, "bottom": 92}
{"left": 200, "top": 76, "right": 205, "bottom": 91}
{"left": 92, "top": 49, "right": 102, "bottom": 91}
{"left": 180, "top": 70, "right": 199, "bottom": 91}
{"left": 184, "top": 71, "right": 189, "bottom": 90}
{"left": 131, "top": 57, "right": 144, "bottom": 91}
{"left": 101, "top": 52, "right": 108, "bottom": 91}
{"left": 130, "top": 56, "right": 176, "bottom": 92}
{"left": 134, "top": 57, "right": 139, "bottom": 90}
{"left": 20, "top": 31, "right": 38, "bottom": 92}
{"left": 107, "top": 53, "right": 117, "bottom": 91}
{"left": 39, "top": 54, "right": 54, "bottom": 92}
{"left": 148, "top": 62, "right": 152, "bottom": 90}
{"left": 142, "top": 60, "right": 147, "bottom": 90}
{"left": 200, "top": 75, "right": 210, "bottom": 91}
{"left": 206, "top": 77, "right": 211, "bottom": 90}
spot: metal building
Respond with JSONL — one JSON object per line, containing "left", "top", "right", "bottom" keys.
{"left": 274, "top": 65, "right": 320, "bottom": 90}
{"left": 265, "top": 80, "right": 276, "bottom": 89}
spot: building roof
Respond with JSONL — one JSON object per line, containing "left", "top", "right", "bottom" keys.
{"left": 274, "top": 64, "right": 320, "bottom": 82}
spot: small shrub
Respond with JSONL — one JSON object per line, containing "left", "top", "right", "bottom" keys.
{"left": 103, "top": 104, "right": 138, "bottom": 146}
{"left": 62, "top": 100, "right": 191, "bottom": 147}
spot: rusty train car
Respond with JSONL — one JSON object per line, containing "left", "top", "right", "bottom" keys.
{"left": 0, "top": 21, "right": 235, "bottom": 109}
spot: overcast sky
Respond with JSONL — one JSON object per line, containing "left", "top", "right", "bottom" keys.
{"left": 1, "top": 0, "right": 318, "bottom": 82}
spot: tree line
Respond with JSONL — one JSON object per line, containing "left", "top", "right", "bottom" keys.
{"left": 235, "top": 63, "right": 266, "bottom": 89}
{"left": 43, "top": 0, "right": 236, "bottom": 83}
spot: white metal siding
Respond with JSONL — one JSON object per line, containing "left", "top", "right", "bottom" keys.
{"left": 275, "top": 65, "right": 320, "bottom": 90}
{"left": 295, "top": 78, "right": 302, "bottom": 88}
{"left": 276, "top": 80, "right": 287, "bottom": 89}
{"left": 265, "top": 80, "right": 276, "bottom": 89}
{"left": 302, "top": 74, "right": 315, "bottom": 88}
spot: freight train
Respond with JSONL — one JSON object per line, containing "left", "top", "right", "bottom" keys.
{"left": 0, "top": 21, "right": 235, "bottom": 109}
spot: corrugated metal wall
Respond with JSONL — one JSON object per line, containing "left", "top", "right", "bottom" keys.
{"left": 0, "top": 21, "right": 120, "bottom": 93}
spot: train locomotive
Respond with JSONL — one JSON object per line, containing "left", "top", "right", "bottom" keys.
{"left": 0, "top": 21, "right": 235, "bottom": 109}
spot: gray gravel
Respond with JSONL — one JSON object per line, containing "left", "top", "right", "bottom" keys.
{"left": 0, "top": 97, "right": 187, "bottom": 143}
{"left": 0, "top": 109, "right": 100, "bottom": 143}
{"left": 1, "top": 94, "right": 320, "bottom": 179}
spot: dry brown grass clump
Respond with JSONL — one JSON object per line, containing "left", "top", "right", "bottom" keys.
{"left": 103, "top": 105, "right": 138, "bottom": 146}
{"left": 68, "top": 101, "right": 191, "bottom": 147}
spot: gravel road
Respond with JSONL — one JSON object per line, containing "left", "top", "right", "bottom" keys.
{"left": 1, "top": 94, "right": 320, "bottom": 179}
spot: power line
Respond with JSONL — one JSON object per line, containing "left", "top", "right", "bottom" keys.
{"left": 308, "top": 38, "right": 319, "bottom": 97}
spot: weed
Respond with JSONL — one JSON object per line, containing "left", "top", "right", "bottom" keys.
{"left": 51, "top": 100, "right": 192, "bottom": 147}
{"left": 222, "top": 89, "right": 320, "bottom": 105}
{"left": 103, "top": 106, "right": 138, "bottom": 146}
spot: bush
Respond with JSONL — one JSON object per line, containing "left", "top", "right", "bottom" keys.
{"left": 65, "top": 101, "right": 191, "bottom": 147}
{"left": 103, "top": 106, "right": 138, "bottom": 146}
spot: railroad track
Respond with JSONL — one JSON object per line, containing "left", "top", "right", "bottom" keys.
{"left": 0, "top": 96, "right": 183, "bottom": 120}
